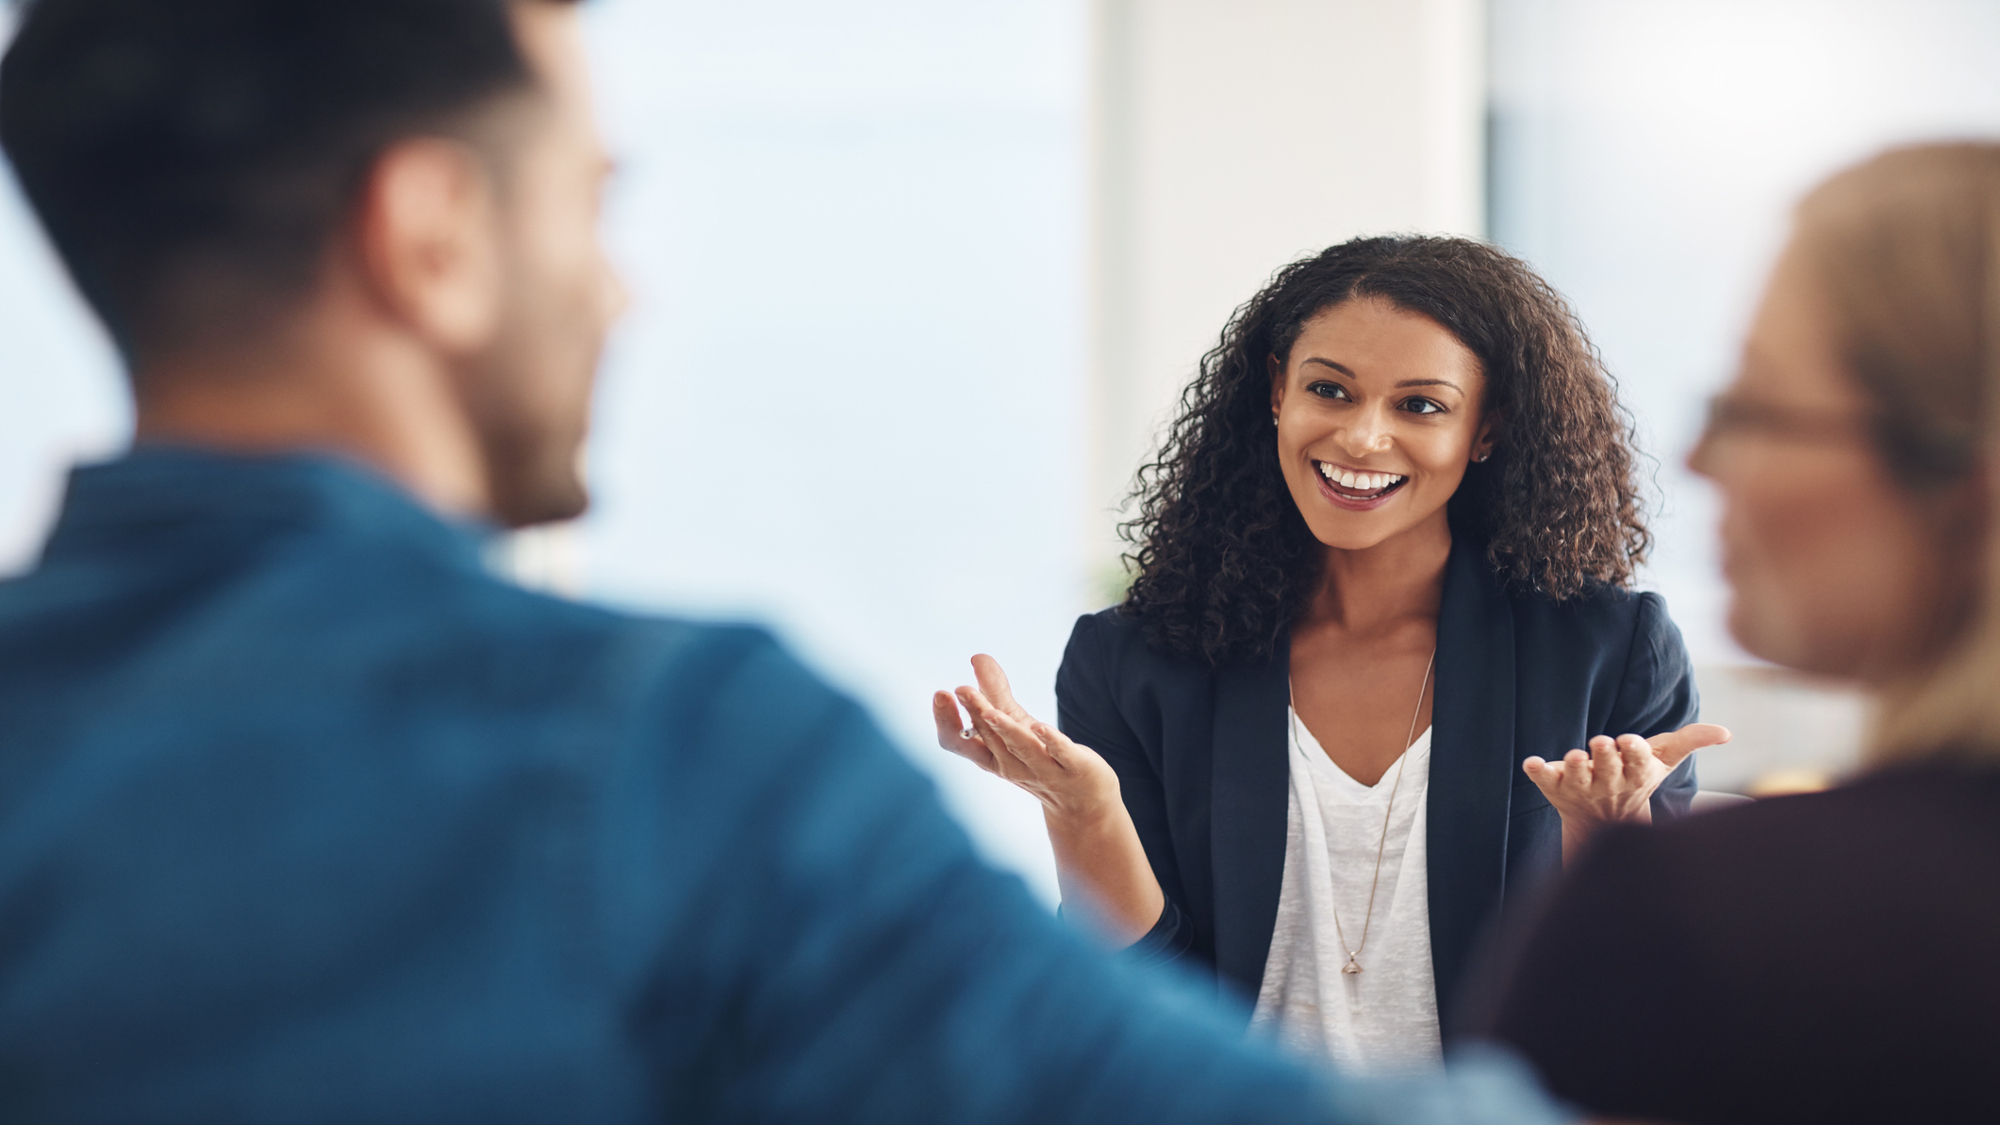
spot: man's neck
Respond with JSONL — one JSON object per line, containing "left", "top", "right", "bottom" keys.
{"left": 132, "top": 313, "right": 493, "bottom": 520}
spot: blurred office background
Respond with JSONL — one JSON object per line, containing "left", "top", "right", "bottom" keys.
{"left": 3, "top": 0, "right": 1997, "bottom": 899}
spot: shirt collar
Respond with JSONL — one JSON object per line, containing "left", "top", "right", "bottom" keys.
{"left": 38, "top": 445, "right": 492, "bottom": 571}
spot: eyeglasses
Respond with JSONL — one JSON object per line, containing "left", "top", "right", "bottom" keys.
{"left": 1695, "top": 393, "right": 1975, "bottom": 487}
{"left": 1696, "top": 394, "right": 1871, "bottom": 448}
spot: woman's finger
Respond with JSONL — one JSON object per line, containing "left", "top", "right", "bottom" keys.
{"left": 1032, "top": 721, "right": 1073, "bottom": 771}
{"left": 1031, "top": 721, "right": 1098, "bottom": 774}
{"left": 970, "top": 654, "right": 1034, "bottom": 722}
{"left": 1589, "top": 737, "right": 1623, "bottom": 797}
{"left": 978, "top": 702, "right": 1064, "bottom": 778}
{"left": 1522, "top": 756, "right": 1564, "bottom": 798}
{"left": 958, "top": 687, "right": 1034, "bottom": 768}
{"left": 1615, "top": 733, "right": 1655, "bottom": 784}
{"left": 935, "top": 690, "right": 998, "bottom": 769}
{"left": 1642, "top": 722, "right": 1733, "bottom": 768}
{"left": 958, "top": 687, "right": 1029, "bottom": 776}
{"left": 1560, "top": 748, "right": 1594, "bottom": 795}
{"left": 932, "top": 690, "right": 969, "bottom": 748}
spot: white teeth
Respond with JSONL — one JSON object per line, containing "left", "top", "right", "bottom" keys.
{"left": 1316, "top": 463, "right": 1406, "bottom": 492}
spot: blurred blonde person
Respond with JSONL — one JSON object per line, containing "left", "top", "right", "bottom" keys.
{"left": 1483, "top": 143, "right": 2000, "bottom": 1125}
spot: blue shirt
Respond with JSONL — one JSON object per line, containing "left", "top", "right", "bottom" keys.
{"left": 0, "top": 449, "right": 1571, "bottom": 1124}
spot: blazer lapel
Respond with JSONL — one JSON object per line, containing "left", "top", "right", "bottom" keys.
{"left": 1208, "top": 644, "right": 1292, "bottom": 1004}
{"left": 1427, "top": 537, "right": 1517, "bottom": 1017}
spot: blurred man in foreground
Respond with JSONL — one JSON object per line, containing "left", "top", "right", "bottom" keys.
{"left": 0, "top": 1, "right": 1573, "bottom": 1120}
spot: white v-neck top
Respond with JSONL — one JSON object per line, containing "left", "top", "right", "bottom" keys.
{"left": 1248, "top": 709, "right": 1441, "bottom": 1072}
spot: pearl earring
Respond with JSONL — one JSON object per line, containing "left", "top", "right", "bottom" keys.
{"left": 1474, "top": 452, "right": 1490, "bottom": 463}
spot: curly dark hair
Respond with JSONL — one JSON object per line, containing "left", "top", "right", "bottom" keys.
{"left": 1120, "top": 235, "right": 1651, "bottom": 666}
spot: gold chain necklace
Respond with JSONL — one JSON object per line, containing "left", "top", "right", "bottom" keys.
{"left": 1288, "top": 646, "right": 1435, "bottom": 976}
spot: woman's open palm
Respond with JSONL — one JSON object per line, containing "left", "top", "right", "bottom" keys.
{"left": 1523, "top": 723, "right": 1732, "bottom": 860}
{"left": 931, "top": 655, "right": 1121, "bottom": 823}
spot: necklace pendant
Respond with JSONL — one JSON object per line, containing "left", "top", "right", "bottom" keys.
{"left": 1341, "top": 955, "right": 1363, "bottom": 975}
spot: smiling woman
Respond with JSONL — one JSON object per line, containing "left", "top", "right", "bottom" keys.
{"left": 1135, "top": 236, "right": 1654, "bottom": 671}
{"left": 933, "top": 235, "right": 1728, "bottom": 1073}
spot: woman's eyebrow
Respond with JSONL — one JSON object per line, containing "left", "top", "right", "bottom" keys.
{"left": 1300, "top": 357, "right": 1356, "bottom": 377}
{"left": 1395, "top": 378, "right": 1463, "bottom": 392}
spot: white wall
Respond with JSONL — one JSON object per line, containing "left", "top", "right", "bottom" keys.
{"left": 1088, "top": 0, "right": 1487, "bottom": 571}
{"left": 0, "top": 9, "right": 128, "bottom": 577}
{"left": 574, "top": 0, "right": 1090, "bottom": 900}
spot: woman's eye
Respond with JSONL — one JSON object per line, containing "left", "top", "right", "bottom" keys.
{"left": 1308, "top": 381, "right": 1351, "bottom": 401}
{"left": 1401, "top": 397, "right": 1444, "bottom": 415}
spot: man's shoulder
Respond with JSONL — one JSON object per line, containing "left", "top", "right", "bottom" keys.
{"left": 414, "top": 574, "right": 832, "bottom": 727}
{"left": 433, "top": 572, "right": 771, "bottom": 671}
{"left": 251, "top": 540, "right": 846, "bottom": 762}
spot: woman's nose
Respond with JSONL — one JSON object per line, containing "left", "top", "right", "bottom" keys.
{"left": 1337, "top": 411, "right": 1394, "bottom": 456}
{"left": 1687, "top": 426, "right": 1720, "bottom": 480}
{"left": 1686, "top": 437, "right": 1711, "bottom": 479}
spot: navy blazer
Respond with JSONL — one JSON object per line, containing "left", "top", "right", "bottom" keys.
{"left": 1054, "top": 536, "right": 1699, "bottom": 1024}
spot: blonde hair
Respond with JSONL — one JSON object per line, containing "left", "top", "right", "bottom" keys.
{"left": 1790, "top": 143, "right": 2000, "bottom": 765}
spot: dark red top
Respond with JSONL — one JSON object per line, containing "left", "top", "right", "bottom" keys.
{"left": 1482, "top": 765, "right": 2000, "bottom": 1125}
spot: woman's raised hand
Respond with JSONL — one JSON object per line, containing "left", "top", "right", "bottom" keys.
{"left": 931, "top": 654, "right": 1122, "bottom": 824}
{"left": 1522, "top": 723, "right": 1732, "bottom": 862}
{"left": 931, "top": 654, "right": 1164, "bottom": 944}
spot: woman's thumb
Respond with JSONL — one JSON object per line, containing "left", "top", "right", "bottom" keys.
{"left": 1649, "top": 723, "right": 1733, "bottom": 766}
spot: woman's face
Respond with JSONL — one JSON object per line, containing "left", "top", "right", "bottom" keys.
{"left": 1689, "top": 246, "right": 1961, "bottom": 682}
{"left": 1269, "top": 297, "right": 1492, "bottom": 552}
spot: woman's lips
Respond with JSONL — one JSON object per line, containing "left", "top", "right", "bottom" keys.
{"left": 1313, "top": 461, "right": 1409, "bottom": 511}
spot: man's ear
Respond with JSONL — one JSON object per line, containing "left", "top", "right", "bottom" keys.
{"left": 353, "top": 138, "right": 504, "bottom": 356}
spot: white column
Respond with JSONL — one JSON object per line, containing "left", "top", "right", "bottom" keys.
{"left": 1088, "top": 0, "right": 1487, "bottom": 579}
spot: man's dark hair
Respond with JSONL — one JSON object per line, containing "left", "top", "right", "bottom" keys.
{"left": 0, "top": 0, "right": 572, "bottom": 360}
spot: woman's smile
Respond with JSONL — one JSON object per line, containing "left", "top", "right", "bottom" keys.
{"left": 1312, "top": 459, "right": 1410, "bottom": 509}
{"left": 1270, "top": 297, "right": 1489, "bottom": 551}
